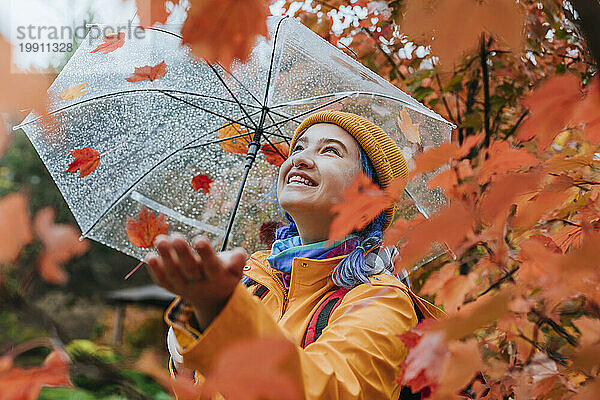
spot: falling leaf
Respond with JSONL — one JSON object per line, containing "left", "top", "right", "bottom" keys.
{"left": 217, "top": 122, "right": 254, "bottom": 154}
{"left": 261, "top": 141, "right": 289, "bottom": 167}
{"left": 0, "top": 37, "right": 50, "bottom": 114}
{"left": 409, "top": 142, "right": 459, "bottom": 178}
{"left": 201, "top": 337, "right": 302, "bottom": 400}
{"left": 33, "top": 207, "right": 89, "bottom": 285}
{"left": 181, "top": 0, "right": 269, "bottom": 69}
{"left": 0, "top": 115, "right": 8, "bottom": 157}
{"left": 0, "top": 193, "right": 33, "bottom": 264}
{"left": 401, "top": 0, "right": 523, "bottom": 67}
{"left": 59, "top": 82, "right": 88, "bottom": 100}
{"left": 329, "top": 172, "right": 392, "bottom": 242}
{"left": 135, "top": 0, "right": 177, "bottom": 26}
{"left": 126, "top": 206, "right": 169, "bottom": 248}
{"left": 125, "top": 60, "right": 167, "bottom": 83}
{"left": 66, "top": 147, "right": 101, "bottom": 178}
{"left": 0, "top": 350, "right": 71, "bottom": 400}
{"left": 191, "top": 173, "right": 213, "bottom": 193}
{"left": 397, "top": 108, "right": 420, "bottom": 143}
{"left": 90, "top": 32, "right": 125, "bottom": 54}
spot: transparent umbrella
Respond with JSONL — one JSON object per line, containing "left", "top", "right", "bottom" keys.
{"left": 14, "top": 16, "right": 453, "bottom": 269}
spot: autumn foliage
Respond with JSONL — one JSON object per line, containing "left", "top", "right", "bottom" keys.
{"left": 2, "top": 0, "right": 600, "bottom": 399}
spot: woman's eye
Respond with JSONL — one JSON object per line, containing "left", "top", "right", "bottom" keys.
{"left": 324, "top": 146, "right": 340, "bottom": 155}
{"left": 291, "top": 145, "right": 303, "bottom": 153}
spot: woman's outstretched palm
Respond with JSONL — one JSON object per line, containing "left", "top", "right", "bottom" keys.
{"left": 145, "top": 233, "right": 247, "bottom": 330}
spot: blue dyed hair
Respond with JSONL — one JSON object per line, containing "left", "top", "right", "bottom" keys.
{"left": 273, "top": 146, "right": 394, "bottom": 289}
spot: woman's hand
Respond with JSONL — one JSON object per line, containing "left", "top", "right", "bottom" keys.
{"left": 145, "top": 233, "right": 247, "bottom": 330}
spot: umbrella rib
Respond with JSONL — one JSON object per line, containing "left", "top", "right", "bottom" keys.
{"left": 215, "top": 61, "right": 263, "bottom": 107}
{"left": 80, "top": 122, "right": 231, "bottom": 238}
{"left": 206, "top": 63, "right": 259, "bottom": 129}
{"left": 266, "top": 108, "right": 304, "bottom": 125}
{"left": 261, "top": 133, "right": 288, "bottom": 161}
{"left": 264, "top": 112, "right": 292, "bottom": 145}
{"left": 159, "top": 91, "right": 258, "bottom": 131}
{"left": 13, "top": 89, "right": 261, "bottom": 130}
{"left": 263, "top": 94, "right": 351, "bottom": 130}
{"left": 262, "top": 16, "right": 288, "bottom": 106}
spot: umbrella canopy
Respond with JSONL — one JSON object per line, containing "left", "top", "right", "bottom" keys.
{"left": 15, "top": 16, "right": 452, "bottom": 264}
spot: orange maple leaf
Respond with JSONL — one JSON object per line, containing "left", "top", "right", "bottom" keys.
{"left": 181, "top": 0, "right": 269, "bottom": 69}
{"left": 329, "top": 172, "right": 392, "bottom": 242}
{"left": 66, "top": 147, "right": 101, "bottom": 178}
{"left": 33, "top": 207, "right": 89, "bottom": 285}
{"left": 217, "top": 122, "right": 254, "bottom": 155}
{"left": 401, "top": 0, "right": 523, "bottom": 67}
{"left": 0, "top": 193, "right": 33, "bottom": 265}
{"left": 409, "top": 142, "right": 459, "bottom": 179}
{"left": 135, "top": 0, "right": 178, "bottom": 26}
{"left": 201, "top": 337, "right": 302, "bottom": 400}
{"left": 126, "top": 206, "right": 169, "bottom": 248}
{"left": 261, "top": 141, "right": 290, "bottom": 167}
{"left": 477, "top": 140, "right": 539, "bottom": 184}
{"left": 397, "top": 108, "right": 420, "bottom": 144}
{"left": 397, "top": 329, "right": 447, "bottom": 395}
{"left": 125, "top": 60, "right": 167, "bottom": 83}
{"left": 90, "top": 32, "right": 125, "bottom": 54}
{"left": 0, "top": 350, "right": 71, "bottom": 400}
{"left": 516, "top": 74, "right": 583, "bottom": 151}
{"left": 59, "top": 82, "right": 88, "bottom": 100}
{"left": 0, "top": 37, "right": 49, "bottom": 114}
{"left": 191, "top": 173, "right": 213, "bottom": 193}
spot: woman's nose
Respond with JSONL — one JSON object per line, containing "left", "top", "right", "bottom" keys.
{"left": 291, "top": 152, "right": 315, "bottom": 168}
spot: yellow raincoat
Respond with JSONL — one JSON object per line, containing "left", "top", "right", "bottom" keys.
{"left": 165, "top": 250, "right": 445, "bottom": 399}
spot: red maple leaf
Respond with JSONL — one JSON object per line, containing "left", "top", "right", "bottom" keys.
{"left": 261, "top": 141, "right": 289, "bottom": 167}
{"left": 0, "top": 350, "right": 71, "bottom": 400}
{"left": 66, "top": 147, "right": 101, "bottom": 178}
{"left": 90, "top": 32, "right": 125, "bottom": 54}
{"left": 125, "top": 60, "right": 167, "bottom": 83}
{"left": 126, "top": 206, "right": 169, "bottom": 248}
{"left": 191, "top": 173, "right": 213, "bottom": 193}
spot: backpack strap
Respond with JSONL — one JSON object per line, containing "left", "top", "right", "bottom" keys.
{"left": 252, "top": 284, "right": 270, "bottom": 300}
{"left": 301, "top": 287, "right": 349, "bottom": 348}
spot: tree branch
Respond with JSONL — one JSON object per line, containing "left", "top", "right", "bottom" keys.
{"left": 570, "top": 0, "right": 600, "bottom": 68}
{"left": 480, "top": 33, "right": 491, "bottom": 147}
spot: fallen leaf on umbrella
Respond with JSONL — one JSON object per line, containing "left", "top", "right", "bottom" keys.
{"left": 191, "top": 173, "right": 213, "bottom": 193}
{"left": 33, "top": 207, "right": 89, "bottom": 285}
{"left": 181, "top": 0, "right": 268, "bottom": 69}
{"left": 397, "top": 108, "right": 420, "bottom": 144}
{"left": 261, "top": 141, "right": 289, "bottom": 167}
{"left": 126, "top": 206, "right": 169, "bottom": 248}
{"left": 218, "top": 122, "right": 254, "bottom": 154}
{"left": 126, "top": 60, "right": 167, "bottom": 83}
{"left": 0, "top": 192, "right": 33, "bottom": 265}
{"left": 0, "top": 350, "right": 71, "bottom": 400}
{"left": 59, "top": 82, "right": 88, "bottom": 100}
{"left": 66, "top": 147, "right": 101, "bottom": 178}
{"left": 90, "top": 32, "right": 125, "bottom": 54}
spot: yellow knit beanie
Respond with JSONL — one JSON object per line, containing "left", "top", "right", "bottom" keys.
{"left": 290, "top": 110, "right": 408, "bottom": 230}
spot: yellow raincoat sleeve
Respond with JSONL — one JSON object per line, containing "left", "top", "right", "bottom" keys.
{"left": 166, "top": 279, "right": 419, "bottom": 399}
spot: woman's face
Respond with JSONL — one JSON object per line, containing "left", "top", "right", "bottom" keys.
{"left": 277, "top": 123, "right": 361, "bottom": 221}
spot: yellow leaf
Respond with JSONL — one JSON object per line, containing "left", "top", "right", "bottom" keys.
{"left": 59, "top": 82, "right": 88, "bottom": 100}
{"left": 397, "top": 108, "right": 420, "bottom": 144}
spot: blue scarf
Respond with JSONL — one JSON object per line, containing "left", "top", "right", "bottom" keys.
{"left": 266, "top": 235, "right": 360, "bottom": 289}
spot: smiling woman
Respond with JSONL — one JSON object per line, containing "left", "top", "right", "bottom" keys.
{"left": 145, "top": 110, "right": 445, "bottom": 399}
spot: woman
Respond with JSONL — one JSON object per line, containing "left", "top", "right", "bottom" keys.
{"left": 146, "top": 110, "right": 444, "bottom": 399}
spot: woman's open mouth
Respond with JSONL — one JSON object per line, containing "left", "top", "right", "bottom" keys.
{"left": 287, "top": 173, "right": 317, "bottom": 187}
